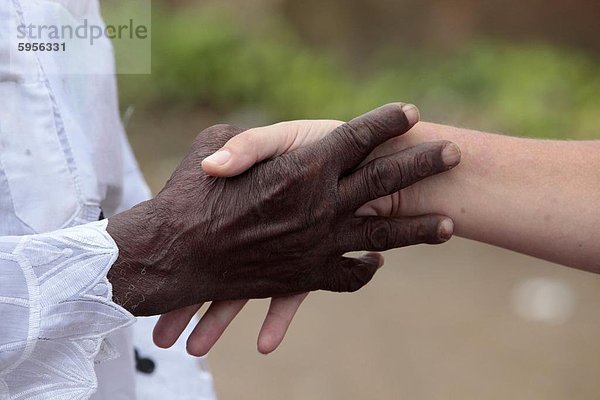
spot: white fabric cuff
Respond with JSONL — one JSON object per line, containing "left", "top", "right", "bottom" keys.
{"left": 0, "top": 219, "right": 135, "bottom": 399}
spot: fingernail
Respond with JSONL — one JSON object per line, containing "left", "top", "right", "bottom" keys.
{"left": 203, "top": 149, "right": 231, "bottom": 166}
{"left": 438, "top": 218, "right": 454, "bottom": 242}
{"left": 441, "top": 143, "right": 461, "bottom": 168}
{"left": 401, "top": 104, "right": 420, "bottom": 126}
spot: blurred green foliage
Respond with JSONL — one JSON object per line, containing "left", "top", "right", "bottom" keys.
{"left": 117, "top": 6, "right": 600, "bottom": 139}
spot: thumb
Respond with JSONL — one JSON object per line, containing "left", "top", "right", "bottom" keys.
{"left": 201, "top": 120, "right": 344, "bottom": 177}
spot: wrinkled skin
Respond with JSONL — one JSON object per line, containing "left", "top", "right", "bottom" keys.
{"left": 107, "top": 104, "right": 456, "bottom": 316}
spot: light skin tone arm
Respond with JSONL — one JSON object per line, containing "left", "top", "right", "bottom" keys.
{"left": 359, "top": 122, "right": 600, "bottom": 271}
{"left": 156, "top": 114, "right": 599, "bottom": 356}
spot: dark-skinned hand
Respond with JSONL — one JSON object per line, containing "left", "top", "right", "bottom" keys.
{"left": 106, "top": 104, "right": 458, "bottom": 316}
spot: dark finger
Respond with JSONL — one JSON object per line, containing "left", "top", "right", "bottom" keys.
{"left": 317, "top": 103, "right": 419, "bottom": 173}
{"left": 339, "top": 215, "right": 454, "bottom": 253}
{"left": 338, "top": 141, "right": 460, "bottom": 210}
{"left": 319, "top": 253, "right": 384, "bottom": 293}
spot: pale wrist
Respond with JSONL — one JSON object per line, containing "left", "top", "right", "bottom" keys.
{"left": 399, "top": 122, "right": 463, "bottom": 216}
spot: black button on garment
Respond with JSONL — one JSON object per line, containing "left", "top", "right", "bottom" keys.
{"left": 134, "top": 348, "right": 156, "bottom": 374}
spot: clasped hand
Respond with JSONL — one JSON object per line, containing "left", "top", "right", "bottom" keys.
{"left": 106, "top": 103, "right": 460, "bottom": 354}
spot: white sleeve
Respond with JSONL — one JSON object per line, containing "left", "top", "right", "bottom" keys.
{"left": 0, "top": 219, "right": 135, "bottom": 399}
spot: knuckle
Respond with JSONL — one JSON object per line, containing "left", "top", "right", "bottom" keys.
{"left": 389, "top": 191, "right": 403, "bottom": 216}
{"left": 336, "top": 123, "right": 364, "bottom": 157}
{"left": 356, "top": 117, "right": 380, "bottom": 137}
{"left": 397, "top": 157, "right": 413, "bottom": 185}
{"left": 272, "top": 152, "right": 313, "bottom": 183}
{"left": 364, "top": 219, "right": 394, "bottom": 251}
{"left": 232, "top": 131, "right": 258, "bottom": 153}
{"left": 394, "top": 150, "right": 435, "bottom": 187}
{"left": 412, "top": 151, "right": 435, "bottom": 178}
{"left": 409, "top": 221, "right": 426, "bottom": 242}
{"left": 366, "top": 159, "right": 396, "bottom": 197}
{"left": 354, "top": 115, "right": 390, "bottom": 143}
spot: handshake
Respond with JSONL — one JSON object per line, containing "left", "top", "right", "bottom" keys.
{"left": 106, "top": 103, "right": 461, "bottom": 355}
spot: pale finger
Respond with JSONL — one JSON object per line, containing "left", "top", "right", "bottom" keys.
{"left": 257, "top": 293, "right": 309, "bottom": 354}
{"left": 186, "top": 299, "right": 248, "bottom": 357}
{"left": 153, "top": 304, "right": 203, "bottom": 349}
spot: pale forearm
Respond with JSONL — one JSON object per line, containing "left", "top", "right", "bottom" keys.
{"left": 405, "top": 122, "right": 600, "bottom": 272}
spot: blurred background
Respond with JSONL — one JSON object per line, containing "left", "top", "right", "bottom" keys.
{"left": 108, "top": 0, "right": 600, "bottom": 398}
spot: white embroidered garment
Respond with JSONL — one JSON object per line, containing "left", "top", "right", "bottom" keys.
{"left": 0, "top": 220, "right": 132, "bottom": 399}
{"left": 0, "top": 1, "right": 216, "bottom": 399}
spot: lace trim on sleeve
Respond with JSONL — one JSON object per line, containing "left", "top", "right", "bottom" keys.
{"left": 0, "top": 220, "right": 135, "bottom": 400}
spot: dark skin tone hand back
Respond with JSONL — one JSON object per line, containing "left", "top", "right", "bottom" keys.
{"left": 107, "top": 104, "right": 459, "bottom": 316}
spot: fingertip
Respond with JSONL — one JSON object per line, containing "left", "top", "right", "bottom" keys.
{"left": 152, "top": 321, "right": 176, "bottom": 349}
{"left": 152, "top": 333, "right": 174, "bottom": 349}
{"left": 186, "top": 337, "right": 209, "bottom": 358}
{"left": 438, "top": 218, "right": 454, "bottom": 242}
{"left": 257, "top": 320, "right": 284, "bottom": 355}
{"left": 371, "top": 102, "right": 420, "bottom": 130}
{"left": 441, "top": 142, "right": 461, "bottom": 168}
{"left": 401, "top": 104, "right": 420, "bottom": 126}
{"left": 257, "top": 333, "right": 278, "bottom": 355}
{"left": 153, "top": 336, "right": 172, "bottom": 349}
{"left": 152, "top": 305, "right": 202, "bottom": 349}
